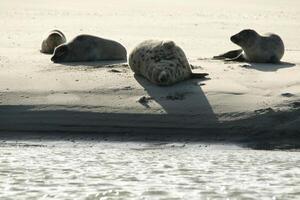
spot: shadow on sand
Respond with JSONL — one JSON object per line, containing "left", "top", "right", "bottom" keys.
{"left": 0, "top": 103, "right": 300, "bottom": 150}
{"left": 54, "top": 60, "right": 128, "bottom": 68}
{"left": 1, "top": 74, "right": 300, "bottom": 150}
{"left": 238, "top": 61, "right": 295, "bottom": 72}
{"left": 134, "top": 74, "right": 216, "bottom": 116}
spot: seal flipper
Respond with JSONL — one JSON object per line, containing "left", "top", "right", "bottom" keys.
{"left": 190, "top": 73, "right": 209, "bottom": 79}
{"left": 225, "top": 52, "right": 245, "bottom": 62}
{"left": 213, "top": 49, "right": 243, "bottom": 60}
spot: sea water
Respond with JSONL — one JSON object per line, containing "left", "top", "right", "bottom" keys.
{"left": 0, "top": 142, "right": 299, "bottom": 200}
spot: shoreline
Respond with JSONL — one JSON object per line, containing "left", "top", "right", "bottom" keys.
{"left": 1, "top": 103, "right": 299, "bottom": 150}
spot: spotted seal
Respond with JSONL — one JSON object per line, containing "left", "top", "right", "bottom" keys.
{"left": 129, "top": 40, "right": 208, "bottom": 86}
{"left": 41, "top": 30, "right": 66, "bottom": 54}
{"left": 214, "top": 29, "right": 285, "bottom": 63}
{"left": 51, "top": 34, "right": 127, "bottom": 63}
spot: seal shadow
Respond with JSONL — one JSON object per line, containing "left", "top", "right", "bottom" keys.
{"left": 212, "top": 53, "right": 296, "bottom": 72}
{"left": 134, "top": 74, "right": 219, "bottom": 124}
{"left": 54, "top": 59, "right": 128, "bottom": 69}
{"left": 237, "top": 61, "right": 295, "bottom": 72}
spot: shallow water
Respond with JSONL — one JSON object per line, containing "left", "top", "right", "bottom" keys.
{"left": 0, "top": 141, "right": 299, "bottom": 200}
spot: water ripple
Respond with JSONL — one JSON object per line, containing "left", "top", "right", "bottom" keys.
{"left": 0, "top": 143, "right": 299, "bottom": 199}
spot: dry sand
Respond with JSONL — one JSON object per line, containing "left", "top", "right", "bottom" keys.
{"left": 0, "top": 0, "right": 300, "bottom": 149}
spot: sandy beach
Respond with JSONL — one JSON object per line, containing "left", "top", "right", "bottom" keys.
{"left": 0, "top": 0, "right": 300, "bottom": 149}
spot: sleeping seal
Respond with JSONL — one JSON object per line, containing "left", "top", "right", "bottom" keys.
{"left": 214, "top": 29, "right": 285, "bottom": 63}
{"left": 51, "top": 35, "right": 127, "bottom": 63}
{"left": 41, "top": 30, "right": 66, "bottom": 54}
{"left": 129, "top": 40, "right": 208, "bottom": 86}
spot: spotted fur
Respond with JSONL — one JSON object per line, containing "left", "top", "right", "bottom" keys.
{"left": 129, "top": 40, "right": 207, "bottom": 86}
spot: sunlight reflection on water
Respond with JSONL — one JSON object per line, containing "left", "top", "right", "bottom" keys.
{"left": 0, "top": 142, "right": 299, "bottom": 199}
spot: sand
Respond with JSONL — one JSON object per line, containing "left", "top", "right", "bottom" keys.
{"left": 0, "top": 0, "right": 300, "bottom": 149}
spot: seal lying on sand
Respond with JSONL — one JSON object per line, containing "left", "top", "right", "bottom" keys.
{"left": 41, "top": 30, "right": 66, "bottom": 54}
{"left": 51, "top": 35, "right": 127, "bottom": 63}
{"left": 214, "top": 29, "right": 285, "bottom": 63}
{"left": 129, "top": 40, "right": 208, "bottom": 86}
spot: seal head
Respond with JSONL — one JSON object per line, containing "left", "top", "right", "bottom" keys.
{"left": 51, "top": 44, "right": 69, "bottom": 63}
{"left": 230, "top": 29, "right": 259, "bottom": 48}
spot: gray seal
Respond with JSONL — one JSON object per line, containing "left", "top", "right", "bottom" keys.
{"left": 41, "top": 30, "right": 66, "bottom": 54}
{"left": 214, "top": 29, "right": 285, "bottom": 63}
{"left": 51, "top": 34, "right": 127, "bottom": 63}
{"left": 129, "top": 40, "right": 208, "bottom": 86}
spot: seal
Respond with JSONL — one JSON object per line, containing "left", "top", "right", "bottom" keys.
{"left": 41, "top": 30, "right": 66, "bottom": 54}
{"left": 214, "top": 29, "right": 285, "bottom": 63}
{"left": 51, "top": 34, "right": 127, "bottom": 63}
{"left": 129, "top": 40, "right": 208, "bottom": 86}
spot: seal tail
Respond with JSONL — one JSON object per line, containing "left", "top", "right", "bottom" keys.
{"left": 190, "top": 73, "right": 209, "bottom": 79}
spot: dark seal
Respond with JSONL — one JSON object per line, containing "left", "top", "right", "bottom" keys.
{"left": 51, "top": 35, "right": 127, "bottom": 63}
{"left": 41, "top": 30, "right": 66, "bottom": 54}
